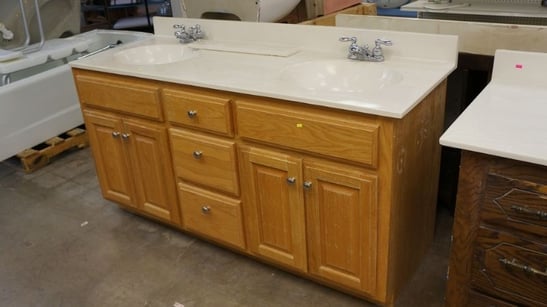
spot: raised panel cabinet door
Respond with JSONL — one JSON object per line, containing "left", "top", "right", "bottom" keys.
{"left": 240, "top": 147, "right": 307, "bottom": 272}
{"left": 84, "top": 110, "right": 136, "bottom": 208}
{"left": 305, "top": 161, "right": 378, "bottom": 294}
{"left": 123, "top": 118, "right": 181, "bottom": 225}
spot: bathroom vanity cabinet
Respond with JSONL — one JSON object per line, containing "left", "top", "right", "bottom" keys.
{"left": 72, "top": 68, "right": 447, "bottom": 305}
{"left": 446, "top": 151, "right": 547, "bottom": 306}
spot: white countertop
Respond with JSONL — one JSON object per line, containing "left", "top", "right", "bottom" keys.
{"left": 402, "top": 0, "right": 547, "bottom": 18}
{"left": 440, "top": 49, "right": 547, "bottom": 166}
{"left": 335, "top": 15, "right": 547, "bottom": 56}
{"left": 70, "top": 17, "right": 457, "bottom": 119}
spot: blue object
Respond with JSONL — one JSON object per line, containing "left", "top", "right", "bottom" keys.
{"left": 376, "top": 8, "right": 417, "bottom": 17}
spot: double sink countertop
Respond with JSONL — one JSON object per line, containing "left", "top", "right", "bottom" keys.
{"left": 71, "top": 17, "right": 546, "bottom": 165}
{"left": 70, "top": 17, "right": 458, "bottom": 119}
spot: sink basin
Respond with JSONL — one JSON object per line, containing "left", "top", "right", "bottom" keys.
{"left": 113, "top": 44, "right": 197, "bottom": 65}
{"left": 280, "top": 60, "right": 404, "bottom": 94}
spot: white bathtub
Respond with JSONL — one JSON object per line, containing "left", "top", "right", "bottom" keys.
{"left": 0, "top": 30, "right": 152, "bottom": 161}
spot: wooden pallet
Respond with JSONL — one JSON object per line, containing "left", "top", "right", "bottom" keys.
{"left": 15, "top": 127, "right": 89, "bottom": 173}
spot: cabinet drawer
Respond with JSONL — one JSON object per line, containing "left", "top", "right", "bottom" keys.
{"left": 178, "top": 183, "right": 245, "bottom": 249}
{"left": 170, "top": 129, "right": 239, "bottom": 196}
{"left": 235, "top": 100, "right": 379, "bottom": 167}
{"left": 482, "top": 173, "right": 547, "bottom": 238}
{"left": 74, "top": 70, "right": 163, "bottom": 121}
{"left": 472, "top": 227, "right": 547, "bottom": 306}
{"left": 468, "top": 290, "right": 518, "bottom": 307}
{"left": 163, "top": 88, "right": 233, "bottom": 136}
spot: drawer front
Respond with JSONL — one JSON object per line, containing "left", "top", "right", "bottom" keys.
{"left": 170, "top": 129, "right": 239, "bottom": 196}
{"left": 178, "top": 183, "right": 245, "bottom": 249}
{"left": 74, "top": 71, "right": 163, "bottom": 121}
{"left": 163, "top": 88, "right": 233, "bottom": 136}
{"left": 482, "top": 173, "right": 547, "bottom": 239}
{"left": 472, "top": 227, "right": 547, "bottom": 306}
{"left": 468, "top": 290, "right": 518, "bottom": 307}
{"left": 235, "top": 100, "right": 379, "bottom": 167}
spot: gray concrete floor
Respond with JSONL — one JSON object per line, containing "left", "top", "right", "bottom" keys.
{"left": 0, "top": 148, "right": 453, "bottom": 307}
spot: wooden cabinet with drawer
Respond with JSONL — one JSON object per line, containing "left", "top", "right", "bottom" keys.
{"left": 162, "top": 83, "right": 243, "bottom": 248}
{"left": 446, "top": 151, "right": 547, "bottom": 307}
{"left": 235, "top": 82, "right": 446, "bottom": 304}
{"left": 73, "top": 68, "right": 448, "bottom": 306}
{"left": 74, "top": 69, "right": 181, "bottom": 226}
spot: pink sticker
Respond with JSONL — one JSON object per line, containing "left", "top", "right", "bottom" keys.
{"left": 515, "top": 64, "right": 523, "bottom": 69}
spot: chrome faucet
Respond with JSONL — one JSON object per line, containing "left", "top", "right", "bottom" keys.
{"left": 339, "top": 36, "right": 392, "bottom": 62}
{"left": 173, "top": 24, "right": 205, "bottom": 44}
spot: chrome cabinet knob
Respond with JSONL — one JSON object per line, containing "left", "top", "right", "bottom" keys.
{"left": 286, "top": 177, "right": 296, "bottom": 185}
{"left": 192, "top": 150, "right": 203, "bottom": 159}
{"left": 121, "top": 133, "right": 130, "bottom": 139}
{"left": 187, "top": 110, "right": 198, "bottom": 118}
{"left": 111, "top": 131, "right": 120, "bottom": 138}
{"left": 303, "top": 181, "right": 313, "bottom": 189}
{"left": 201, "top": 206, "right": 211, "bottom": 214}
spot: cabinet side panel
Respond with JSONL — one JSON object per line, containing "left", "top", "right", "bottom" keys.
{"left": 387, "top": 81, "right": 447, "bottom": 300}
{"left": 445, "top": 151, "right": 492, "bottom": 307}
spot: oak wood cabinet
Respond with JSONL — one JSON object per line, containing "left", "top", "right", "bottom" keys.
{"left": 239, "top": 146, "right": 308, "bottom": 272}
{"left": 305, "top": 160, "right": 378, "bottom": 293}
{"left": 74, "top": 70, "right": 180, "bottom": 225}
{"left": 163, "top": 84, "right": 246, "bottom": 249}
{"left": 446, "top": 151, "right": 547, "bottom": 307}
{"left": 73, "top": 68, "right": 447, "bottom": 306}
{"left": 240, "top": 145, "right": 378, "bottom": 290}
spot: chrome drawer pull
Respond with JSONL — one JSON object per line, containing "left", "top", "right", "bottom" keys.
{"left": 121, "top": 133, "right": 131, "bottom": 140}
{"left": 111, "top": 131, "right": 121, "bottom": 138}
{"left": 286, "top": 177, "right": 296, "bottom": 185}
{"left": 192, "top": 150, "right": 203, "bottom": 159}
{"left": 499, "top": 258, "right": 547, "bottom": 277}
{"left": 510, "top": 205, "right": 547, "bottom": 220}
{"left": 303, "top": 181, "right": 312, "bottom": 189}
{"left": 187, "top": 110, "right": 198, "bottom": 118}
{"left": 201, "top": 206, "right": 211, "bottom": 214}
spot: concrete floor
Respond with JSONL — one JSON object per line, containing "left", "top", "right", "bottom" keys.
{"left": 0, "top": 148, "right": 453, "bottom": 307}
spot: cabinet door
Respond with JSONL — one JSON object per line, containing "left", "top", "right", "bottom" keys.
{"left": 305, "top": 161, "right": 378, "bottom": 293}
{"left": 240, "top": 147, "right": 307, "bottom": 272}
{"left": 124, "top": 118, "right": 181, "bottom": 225}
{"left": 84, "top": 110, "right": 136, "bottom": 208}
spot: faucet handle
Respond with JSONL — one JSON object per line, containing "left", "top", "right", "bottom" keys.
{"left": 375, "top": 39, "right": 393, "bottom": 47}
{"left": 339, "top": 36, "right": 357, "bottom": 44}
{"left": 190, "top": 24, "right": 205, "bottom": 40}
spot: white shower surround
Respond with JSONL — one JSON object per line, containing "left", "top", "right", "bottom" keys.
{"left": 180, "top": 0, "right": 301, "bottom": 22}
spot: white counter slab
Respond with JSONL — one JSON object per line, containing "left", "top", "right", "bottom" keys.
{"left": 336, "top": 15, "right": 547, "bottom": 56}
{"left": 70, "top": 17, "right": 458, "bottom": 118}
{"left": 440, "top": 49, "right": 547, "bottom": 166}
{"left": 402, "top": 0, "right": 547, "bottom": 18}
